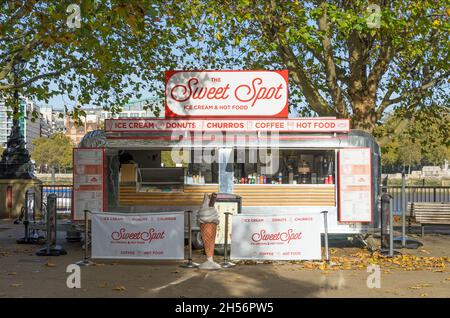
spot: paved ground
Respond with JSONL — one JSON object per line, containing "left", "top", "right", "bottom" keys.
{"left": 0, "top": 220, "right": 449, "bottom": 298}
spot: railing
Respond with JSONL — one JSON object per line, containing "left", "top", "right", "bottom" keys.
{"left": 382, "top": 186, "right": 450, "bottom": 213}
{"left": 38, "top": 184, "right": 450, "bottom": 217}
{"left": 41, "top": 185, "right": 73, "bottom": 218}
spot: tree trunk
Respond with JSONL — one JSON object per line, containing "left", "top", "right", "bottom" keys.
{"left": 350, "top": 95, "right": 378, "bottom": 133}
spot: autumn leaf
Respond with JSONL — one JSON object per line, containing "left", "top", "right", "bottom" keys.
{"left": 113, "top": 285, "right": 126, "bottom": 291}
{"left": 98, "top": 282, "right": 108, "bottom": 288}
{"left": 10, "top": 283, "right": 23, "bottom": 287}
{"left": 7, "top": 272, "right": 17, "bottom": 276}
{"left": 46, "top": 262, "right": 56, "bottom": 267}
{"left": 420, "top": 293, "right": 428, "bottom": 297}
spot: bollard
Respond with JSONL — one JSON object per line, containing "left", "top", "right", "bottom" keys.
{"left": 76, "top": 210, "right": 95, "bottom": 266}
{"left": 321, "top": 210, "right": 330, "bottom": 263}
{"left": 401, "top": 170, "right": 406, "bottom": 247}
{"left": 380, "top": 193, "right": 400, "bottom": 257}
{"left": 36, "top": 194, "right": 66, "bottom": 256}
{"left": 389, "top": 197, "right": 394, "bottom": 257}
{"left": 221, "top": 212, "right": 235, "bottom": 268}
{"left": 180, "top": 210, "right": 199, "bottom": 268}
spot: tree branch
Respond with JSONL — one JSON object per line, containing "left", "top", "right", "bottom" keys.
{"left": 378, "top": 72, "right": 449, "bottom": 113}
{"left": 317, "top": 1, "right": 346, "bottom": 116}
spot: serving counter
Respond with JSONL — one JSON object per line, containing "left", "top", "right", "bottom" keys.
{"left": 119, "top": 184, "right": 335, "bottom": 207}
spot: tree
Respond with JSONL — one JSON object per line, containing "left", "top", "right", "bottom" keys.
{"left": 32, "top": 133, "right": 74, "bottom": 177}
{"left": 375, "top": 104, "right": 450, "bottom": 171}
{"left": 0, "top": 1, "right": 169, "bottom": 122}
{"left": 162, "top": 1, "right": 449, "bottom": 132}
{"left": 397, "top": 139, "right": 422, "bottom": 173}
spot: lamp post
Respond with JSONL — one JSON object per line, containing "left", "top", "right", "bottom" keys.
{"left": 0, "top": 59, "right": 35, "bottom": 179}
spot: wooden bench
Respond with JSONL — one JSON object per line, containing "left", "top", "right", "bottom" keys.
{"left": 408, "top": 202, "right": 450, "bottom": 236}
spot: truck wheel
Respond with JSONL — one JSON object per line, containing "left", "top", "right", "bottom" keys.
{"left": 192, "top": 231, "right": 204, "bottom": 250}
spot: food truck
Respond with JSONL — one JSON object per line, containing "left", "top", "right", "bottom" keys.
{"left": 73, "top": 71, "right": 381, "bottom": 247}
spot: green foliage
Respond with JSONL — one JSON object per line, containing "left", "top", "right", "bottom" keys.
{"left": 31, "top": 133, "right": 74, "bottom": 170}
{"left": 375, "top": 105, "right": 450, "bottom": 168}
{"left": 160, "top": 0, "right": 449, "bottom": 131}
{"left": 0, "top": 1, "right": 170, "bottom": 121}
{"left": 1, "top": 1, "right": 448, "bottom": 132}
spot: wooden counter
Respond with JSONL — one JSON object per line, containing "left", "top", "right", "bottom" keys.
{"left": 120, "top": 185, "right": 219, "bottom": 206}
{"left": 234, "top": 184, "right": 335, "bottom": 206}
{"left": 119, "top": 184, "right": 335, "bottom": 207}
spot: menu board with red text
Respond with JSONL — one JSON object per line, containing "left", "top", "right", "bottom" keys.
{"left": 73, "top": 148, "right": 105, "bottom": 220}
{"left": 338, "top": 148, "right": 372, "bottom": 222}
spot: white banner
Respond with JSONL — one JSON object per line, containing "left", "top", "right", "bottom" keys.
{"left": 230, "top": 214, "right": 322, "bottom": 260}
{"left": 91, "top": 212, "right": 184, "bottom": 260}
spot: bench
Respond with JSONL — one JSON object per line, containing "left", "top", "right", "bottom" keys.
{"left": 408, "top": 202, "right": 450, "bottom": 236}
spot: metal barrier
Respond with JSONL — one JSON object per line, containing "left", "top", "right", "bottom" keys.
{"left": 382, "top": 185, "right": 450, "bottom": 213}
{"left": 221, "top": 212, "right": 235, "bottom": 268}
{"left": 181, "top": 210, "right": 199, "bottom": 268}
{"left": 76, "top": 210, "right": 95, "bottom": 266}
{"left": 41, "top": 185, "right": 73, "bottom": 217}
{"left": 17, "top": 189, "right": 44, "bottom": 244}
{"left": 36, "top": 194, "right": 67, "bottom": 256}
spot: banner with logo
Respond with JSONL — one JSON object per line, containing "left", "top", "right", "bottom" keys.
{"left": 165, "top": 70, "right": 289, "bottom": 118}
{"left": 91, "top": 212, "right": 184, "bottom": 260}
{"left": 230, "top": 214, "right": 322, "bottom": 260}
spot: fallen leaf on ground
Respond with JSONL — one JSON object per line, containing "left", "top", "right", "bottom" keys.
{"left": 10, "top": 283, "right": 23, "bottom": 287}
{"left": 420, "top": 293, "right": 428, "bottom": 297}
{"left": 7, "top": 272, "right": 17, "bottom": 276}
{"left": 45, "top": 262, "right": 56, "bottom": 267}
{"left": 113, "top": 285, "right": 126, "bottom": 291}
{"left": 98, "top": 282, "right": 108, "bottom": 288}
{"left": 420, "top": 249, "right": 431, "bottom": 255}
{"left": 171, "top": 270, "right": 180, "bottom": 274}
{"left": 409, "top": 283, "right": 432, "bottom": 289}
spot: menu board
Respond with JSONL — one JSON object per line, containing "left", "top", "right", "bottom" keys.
{"left": 73, "top": 148, "right": 105, "bottom": 220}
{"left": 338, "top": 148, "right": 372, "bottom": 222}
{"left": 214, "top": 201, "right": 239, "bottom": 245}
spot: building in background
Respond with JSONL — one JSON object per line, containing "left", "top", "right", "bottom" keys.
{"left": 65, "top": 97, "right": 162, "bottom": 145}
{"left": 40, "top": 105, "right": 66, "bottom": 135}
{"left": 1, "top": 97, "right": 162, "bottom": 149}
{"left": 0, "top": 97, "right": 42, "bottom": 152}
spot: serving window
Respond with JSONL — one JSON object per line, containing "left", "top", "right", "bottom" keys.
{"left": 232, "top": 148, "right": 336, "bottom": 185}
